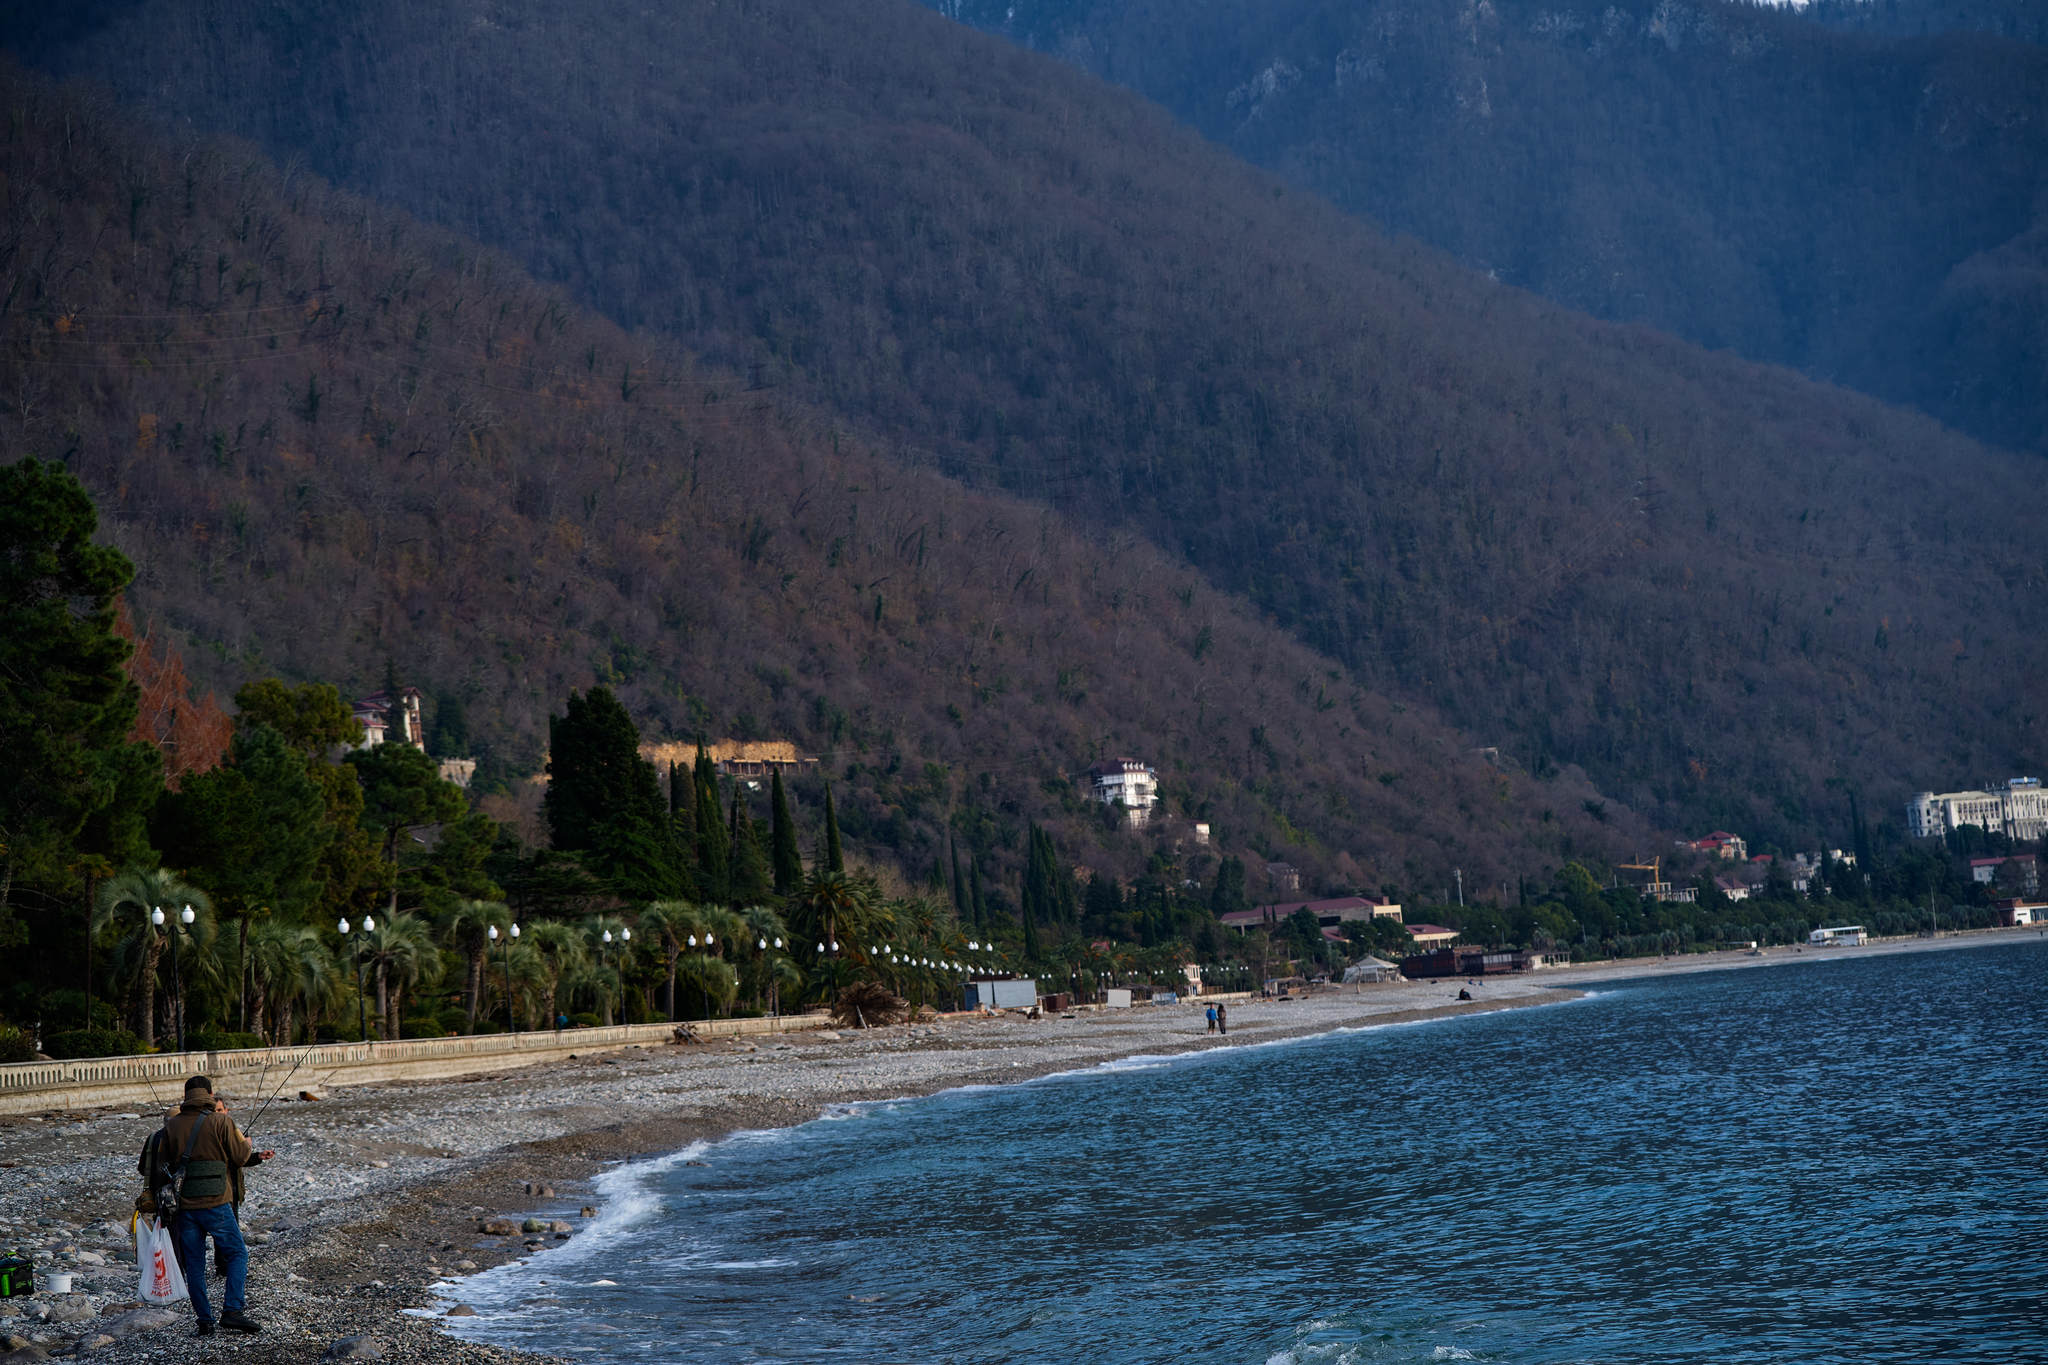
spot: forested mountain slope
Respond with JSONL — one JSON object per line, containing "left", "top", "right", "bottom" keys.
{"left": 925, "top": 0, "right": 2048, "bottom": 455}
{"left": 0, "top": 74, "right": 1644, "bottom": 899}
{"left": 6, "top": 1, "right": 2045, "bottom": 845}
{"left": 1804, "top": 0, "right": 2048, "bottom": 42}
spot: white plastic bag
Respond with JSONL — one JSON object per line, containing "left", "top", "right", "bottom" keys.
{"left": 136, "top": 1216, "right": 188, "bottom": 1305}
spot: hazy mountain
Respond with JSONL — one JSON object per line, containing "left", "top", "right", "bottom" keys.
{"left": 0, "top": 70, "right": 1648, "bottom": 898}
{"left": 924, "top": 0, "right": 2048, "bottom": 455}
{"left": 6, "top": 0, "right": 2044, "bottom": 849}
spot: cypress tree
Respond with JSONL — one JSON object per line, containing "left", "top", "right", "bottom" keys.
{"left": 969, "top": 857, "right": 986, "bottom": 928}
{"left": 728, "top": 786, "right": 774, "bottom": 905}
{"left": 1020, "top": 877, "right": 1042, "bottom": 961}
{"left": 821, "top": 782, "right": 845, "bottom": 873}
{"left": 667, "top": 761, "right": 700, "bottom": 898}
{"left": 949, "top": 838, "right": 967, "bottom": 915}
{"left": 692, "top": 744, "right": 729, "bottom": 904}
{"left": 769, "top": 770, "right": 802, "bottom": 896}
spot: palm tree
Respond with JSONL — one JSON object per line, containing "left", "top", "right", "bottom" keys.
{"left": 442, "top": 899, "right": 510, "bottom": 1033}
{"left": 736, "top": 904, "right": 790, "bottom": 1012}
{"left": 360, "top": 913, "right": 440, "bottom": 1039}
{"left": 675, "top": 952, "right": 737, "bottom": 1021}
{"left": 639, "top": 901, "right": 698, "bottom": 1021}
{"left": 246, "top": 921, "right": 336, "bottom": 1045}
{"left": 580, "top": 914, "right": 637, "bottom": 1024}
{"left": 788, "top": 870, "right": 887, "bottom": 960}
{"left": 524, "top": 921, "right": 588, "bottom": 1029}
{"left": 93, "top": 869, "right": 211, "bottom": 1047}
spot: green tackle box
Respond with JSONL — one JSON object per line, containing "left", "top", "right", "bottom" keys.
{"left": 0, "top": 1255, "right": 31, "bottom": 1298}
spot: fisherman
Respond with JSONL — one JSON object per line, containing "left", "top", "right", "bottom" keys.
{"left": 141, "top": 1076, "right": 272, "bottom": 1336}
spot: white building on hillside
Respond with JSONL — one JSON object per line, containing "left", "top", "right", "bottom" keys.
{"left": 1907, "top": 779, "right": 2048, "bottom": 842}
{"left": 1087, "top": 758, "right": 1159, "bottom": 825}
{"left": 353, "top": 687, "right": 424, "bottom": 750}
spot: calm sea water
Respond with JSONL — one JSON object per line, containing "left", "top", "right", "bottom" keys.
{"left": 440, "top": 941, "right": 2048, "bottom": 1363}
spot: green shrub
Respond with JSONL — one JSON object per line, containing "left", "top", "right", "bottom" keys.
{"left": 0, "top": 1025, "right": 38, "bottom": 1063}
{"left": 568, "top": 1012, "right": 602, "bottom": 1029}
{"left": 44, "top": 1027, "right": 148, "bottom": 1059}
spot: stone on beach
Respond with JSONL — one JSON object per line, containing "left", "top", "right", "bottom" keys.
{"left": 444, "top": 1304, "right": 477, "bottom": 1317}
{"left": 322, "top": 1335, "right": 383, "bottom": 1360}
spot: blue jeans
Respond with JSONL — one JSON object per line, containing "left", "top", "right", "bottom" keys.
{"left": 173, "top": 1204, "right": 246, "bottom": 1322}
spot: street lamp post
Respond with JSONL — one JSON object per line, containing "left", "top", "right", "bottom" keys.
{"left": 158, "top": 904, "right": 198, "bottom": 1053}
{"left": 488, "top": 921, "right": 520, "bottom": 1033}
{"left": 340, "top": 915, "right": 375, "bottom": 1043}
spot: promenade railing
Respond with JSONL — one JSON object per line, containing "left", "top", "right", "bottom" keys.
{"left": 0, "top": 1013, "right": 830, "bottom": 1116}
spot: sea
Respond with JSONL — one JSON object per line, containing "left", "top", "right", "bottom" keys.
{"left": 437, "top": 939, "right": 2048, "bottom": 1364}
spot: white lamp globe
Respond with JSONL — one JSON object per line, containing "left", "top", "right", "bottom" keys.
{"left": 621, "top": 928, "right": 631, "bottom": 942}
{"left": 364, "top": 915, "right": 376, "bottom": 932}
{"left": 339, "top": 917, "right": 351, "bottom": 935}
{"left": 181, "top": 904, "right": 196, "bottom": 925}
{"left": 510, "top": 923, "right": 520, "bottom": 938}
{"left": 486, "top": 924, "right": 497, "bottom": 941}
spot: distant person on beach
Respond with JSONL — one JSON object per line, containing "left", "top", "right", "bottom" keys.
{"left": 1206, "top": 1004, "right": 1218, "bottom": 1033}
{"left": 1458, "top": 987, "right": 1473, "bottom": 1001}
{"left": 1216, "top": 1003, "right": 1228, "bottom": 1035}
{"left": 141, "top": 1076, "right": 271, "bottom": 1337}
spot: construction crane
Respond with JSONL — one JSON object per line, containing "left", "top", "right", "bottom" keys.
{"left": 1616, "top": 857, "right": 1663, "bottom": 889}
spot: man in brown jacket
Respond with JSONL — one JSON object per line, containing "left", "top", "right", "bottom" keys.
{"left": 143, "top": 1076, "right": 271, "bottom": 1336}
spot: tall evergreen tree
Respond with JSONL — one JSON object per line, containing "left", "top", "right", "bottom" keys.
{"left": 542, "top": 687, "right": 681, "bottom": 900}
{"left": 692, "top": 745, "right": 729, "bottom": 905}
{"left": 949, "top": 838, "right": 967, "bottom": 916}
{"left": 821, "top": 782, "right": 845, "bottom": 874}
{"left": 665, "top": 762, "right": 700, "bottom": 900}
{"left": 1209, "top": 855, "right": 1249, "bottom": 917}
{"left": 728, "top": 786, "right": 774, "bottom": 906}
{"left": 769, "top": 770, "right": 802, "bottom": 896}
{"left": 1020, "top": 877, "right": 1042, "bottom": 961}
{"left": 0, "top": 458, "right": 162, "bottom": 929}
{"left": 969, "top": 857, "right": 986, "bottom": 929}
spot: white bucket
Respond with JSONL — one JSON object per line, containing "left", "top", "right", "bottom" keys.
{"left": 45, "top": 1271, "right": 75, "bottom": 1293}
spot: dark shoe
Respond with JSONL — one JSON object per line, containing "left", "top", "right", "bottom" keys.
{"left": 194, "top": 1320, "right": 216, "bottom": 1337}
{"left": 220, "top": 1310, "right": 262, "bottom": 1334}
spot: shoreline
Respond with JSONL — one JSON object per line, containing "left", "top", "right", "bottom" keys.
{"left": 2, "top": 924, "right": 2038, "bottom": 1363}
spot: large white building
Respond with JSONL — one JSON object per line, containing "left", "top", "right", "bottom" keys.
{"left": 1087, "top": 758, "right": 1159, "bottom": 824}
{"left": 1907, "top": 779, "right": 2048, "bottom": 843}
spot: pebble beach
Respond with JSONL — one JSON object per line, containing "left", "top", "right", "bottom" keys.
{"left": 0, "top": 928, "right": 2033, "bottom": 1364}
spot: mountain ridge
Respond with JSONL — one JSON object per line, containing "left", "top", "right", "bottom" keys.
{"left": 6, "top": 0, "right": 2045, "bottom": 847}
{"left": 0, "top": 69, "right": 1647, "bottom": 902}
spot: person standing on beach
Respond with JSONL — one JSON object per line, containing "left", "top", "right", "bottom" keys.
{"left": 142, "top": 1076, "right": 271, "bottom": 1336}
{"left": 1216, "top": 1003, "right": 1228, "bottom": 1036}
{"left": 1206, "top": 1004, "right": 1218, "bottom": 1033}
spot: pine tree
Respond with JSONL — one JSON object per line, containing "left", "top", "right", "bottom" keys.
{"left": 0, "top": 458, "right": 162, "bottom": 926}
{"left": 821, "top": 782, "right": 845, "bottom": 873}
{"left": 769, "top": 770, "right": 802, "bottom": 896}
{"left": 728, "top": 786, "right": 774, "bottom": 905}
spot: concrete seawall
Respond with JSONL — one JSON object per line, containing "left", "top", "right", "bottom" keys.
{"left": 0, "top": 1014, "right": 830, "bottom": 1116}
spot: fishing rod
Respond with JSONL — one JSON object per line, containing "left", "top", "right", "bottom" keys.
{"left": 244, "top": 1038, "right": 323, "bottom": 1136}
